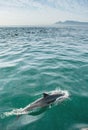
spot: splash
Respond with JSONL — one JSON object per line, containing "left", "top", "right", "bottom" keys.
{"left": 1, "top": 107, "right": 44, "bottom": 119}
{"left": 50, "top": 89, "right": 69, "bottom": 106}
{"left": 51, "top": 89, "right": 69, "bottom": 100}
{"left": 1, "top": 108, "right": 28, "bottom": 119}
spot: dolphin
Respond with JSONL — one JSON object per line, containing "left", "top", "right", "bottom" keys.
{"left": 21, "top": 90, "right": 69, "bottom": 113}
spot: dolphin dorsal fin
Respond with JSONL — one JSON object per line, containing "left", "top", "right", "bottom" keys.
{"left": 43, "top": 93, "right": 49, "bottom": 98}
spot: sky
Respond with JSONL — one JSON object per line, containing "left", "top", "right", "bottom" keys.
{"left": 0, "top": 0, "right": 88, "bottom": 26}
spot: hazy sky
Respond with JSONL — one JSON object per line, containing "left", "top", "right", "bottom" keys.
{"left": 0, "top": 0, "right": 88, "bottom": 25}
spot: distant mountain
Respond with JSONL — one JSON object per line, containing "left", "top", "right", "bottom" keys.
{"left": 55, "top": 20, "right": 88, "bottom": 25}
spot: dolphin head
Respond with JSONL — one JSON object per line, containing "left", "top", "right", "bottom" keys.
{"left": 51, "top": 90, "right": 69, "bottom": 102}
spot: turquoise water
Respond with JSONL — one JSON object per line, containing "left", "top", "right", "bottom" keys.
{"left": 0, "top": 25, "right": 88, "bottom": 130}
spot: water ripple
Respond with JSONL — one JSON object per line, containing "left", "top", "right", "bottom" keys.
{"left": 0, "top": 26, "right": 88, "bottom": 130}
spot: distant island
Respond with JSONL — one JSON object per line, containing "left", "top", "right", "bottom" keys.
{"left": 55, "top": 20, "right": 88, "bottom": 25}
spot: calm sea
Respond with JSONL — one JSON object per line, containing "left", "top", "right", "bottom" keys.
{"left": 0, "top": 25, "right": 88, "bottom": 130}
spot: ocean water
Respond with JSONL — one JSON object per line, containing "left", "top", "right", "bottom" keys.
{"left": 0, "top": 25, "right": 88, "bottom": 130}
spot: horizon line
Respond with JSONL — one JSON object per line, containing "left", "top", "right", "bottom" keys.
{"left": 0, "top": 20, "right": 88, "bottom": 27}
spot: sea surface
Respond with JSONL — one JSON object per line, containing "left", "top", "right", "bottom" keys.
{"left": 0, "top": 25, "right": 88, "bottom": 130}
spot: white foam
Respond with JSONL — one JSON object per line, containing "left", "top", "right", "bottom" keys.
{"left": 3, "top": 108, "right": 28, "bottom": 118}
